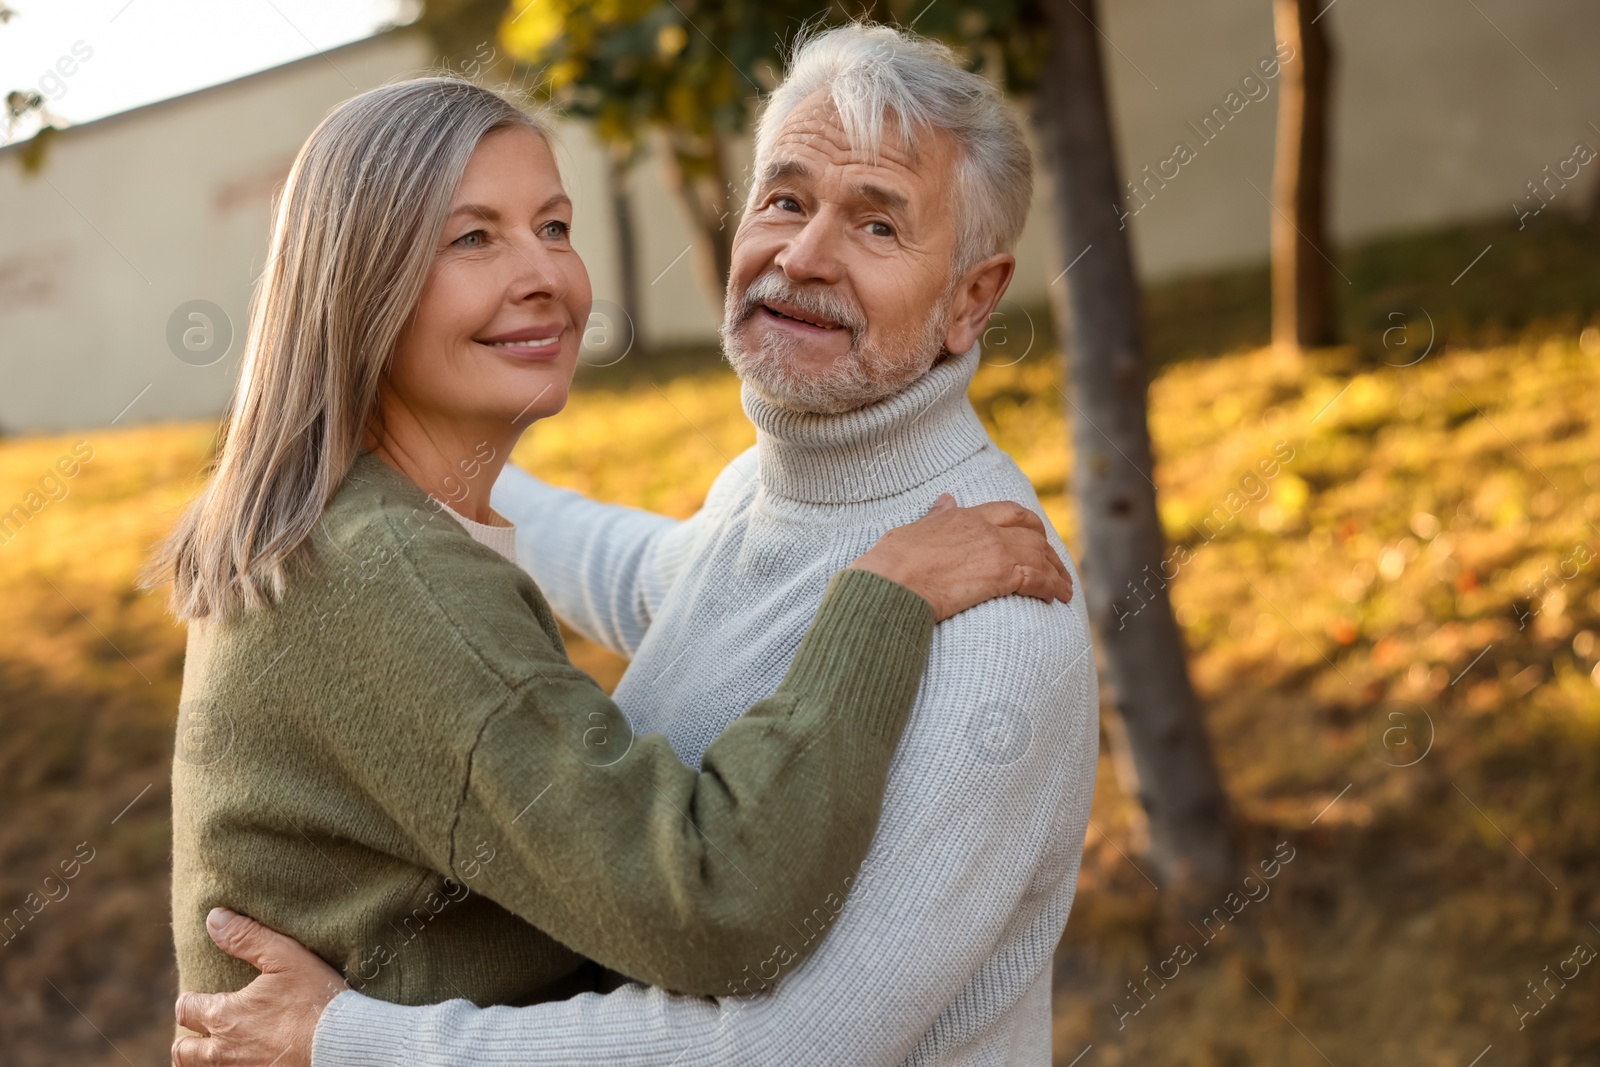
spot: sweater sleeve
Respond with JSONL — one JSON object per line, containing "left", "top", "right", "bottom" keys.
{"left": 490, "top": 463, "right": 704, "bottom": 656}
{"left": 311, "top": 591, "right": 1100, "bottom": 1067}
{"left": 374, "top": 515, "right": 935, "bottom": 997}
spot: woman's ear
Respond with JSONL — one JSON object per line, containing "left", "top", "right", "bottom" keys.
{"left": 942, "top": 253, "right": 1016, "bottom": 356}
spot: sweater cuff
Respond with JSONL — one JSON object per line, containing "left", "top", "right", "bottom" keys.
{"left": 777, "top": 567, "right": 936, "bottom": 742}
{"left": 312, "top": 989, "right": 413, "bottom": 1067}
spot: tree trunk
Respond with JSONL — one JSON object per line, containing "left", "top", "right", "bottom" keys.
{"left": 605, "top": 149, "right": 645, "bottom": 350}
{"left": 1032, "top": 0, "right": 1235, "bottom": 889}
{"left": 658, "top": 130, "right": 736, "bottom": 320}
{"left": 1271, "top": 0, "right": 1336, "bottom": 351}
{"left": 701, "top": 136, "right": 735, "bottom": 298}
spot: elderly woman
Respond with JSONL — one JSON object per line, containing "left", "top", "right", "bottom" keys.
{"left": 154, "top": 74, "right": 1071, "bottom": 1060}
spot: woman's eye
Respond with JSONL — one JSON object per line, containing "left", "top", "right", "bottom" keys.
{"left": 868, "top": 221, "right": 894, "bottom": 238}
{"left": 539, "top": 220, "right": 570, "bottom": 240}
{"left": 453, "top": 229, "right": 487, "bottom": 249}
{"left": 773, "top": 196, "right": 801, "bottom": 214}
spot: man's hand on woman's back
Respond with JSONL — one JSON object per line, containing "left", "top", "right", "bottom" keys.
{"left": 172, "top": 908, "right": 343, "bottom": 1067}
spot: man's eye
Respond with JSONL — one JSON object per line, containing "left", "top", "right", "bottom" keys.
{"left": 540, "top": 220, "right": 570, "bottom": 240}
{"left": 453, "top": 230, "right": 487, "bottom": 248}
{"left": 868, "top": 221, "right": 894, "bottom": 238}
{"left": 774, "top": 196, "right": 801, "bottom": 213}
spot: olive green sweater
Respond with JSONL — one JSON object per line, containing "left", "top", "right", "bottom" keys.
{"left": 171, "top": 452, "right": 934, "bottom": 1006}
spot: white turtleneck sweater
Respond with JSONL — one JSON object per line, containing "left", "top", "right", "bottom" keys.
{"left": 438, "top": 502, "right": 518, "bottom": 563}
{"left": 311, "top": 347, "right": 1100, "bottom": 1066}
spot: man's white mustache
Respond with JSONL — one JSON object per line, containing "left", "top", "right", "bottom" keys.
{"left": 735, "top": 273, "right": 866, "bottom": 339}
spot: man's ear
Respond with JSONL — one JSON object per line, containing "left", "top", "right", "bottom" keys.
{"left": 943, "top": 253, "right": 1016, "bottom": 356}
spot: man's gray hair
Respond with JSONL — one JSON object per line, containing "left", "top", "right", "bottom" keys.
{"left": 751, "top": 22, "right": 1033, "bottom": 274}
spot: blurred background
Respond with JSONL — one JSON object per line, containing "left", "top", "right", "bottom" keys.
{"left": 1, "top": 0, "right": 1597, "bottom": 1063}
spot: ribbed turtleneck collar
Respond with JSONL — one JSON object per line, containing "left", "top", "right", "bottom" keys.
{"left": 743, "top": 344, "right": 991, "bottom": 504}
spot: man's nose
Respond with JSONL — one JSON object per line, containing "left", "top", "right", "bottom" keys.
{"left": 774, "top": 215, "right": 844, "bottom": 286}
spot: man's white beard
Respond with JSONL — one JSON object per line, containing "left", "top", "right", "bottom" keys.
{"left": 721, "top": 271, "right": 955, "bottom": 414}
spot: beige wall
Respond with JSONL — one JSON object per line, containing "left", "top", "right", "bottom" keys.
{"left": 0, "top": 33, "right": 436, "bottom": 434}
{"left": 3, "top": 1, "right": 1598, "bottom": 432}
{"left": 1091, "top": 0, "right": 1600, "bottom": 277}
{"left": 0, "top": 31, "right": 721, "bottom": 433}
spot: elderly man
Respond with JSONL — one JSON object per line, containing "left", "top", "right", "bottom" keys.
{"left": 178, "top": 22, "right": 1098, "bottom": 1066}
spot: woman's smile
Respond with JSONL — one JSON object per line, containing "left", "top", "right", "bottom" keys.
{"left": 475, "top": 322, "right": 567, "bottom": 362}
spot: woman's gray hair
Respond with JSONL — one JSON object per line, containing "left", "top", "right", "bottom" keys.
{"left": 751, "top": 22, "right": 1033, "bottom": 274}
{"left": 146, "top": 76, "right": 549, "bottom": 621}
